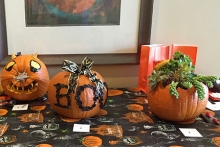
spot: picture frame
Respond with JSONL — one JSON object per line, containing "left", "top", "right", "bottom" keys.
{"left": 25, "top": 0, "right": 121, "bottom": 26}
{"left": 0, "top": 0, "right": 153, "bottom": 65}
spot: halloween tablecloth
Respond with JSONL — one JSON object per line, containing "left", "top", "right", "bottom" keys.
{"left": 0, "top": 88, "right": 220, "bottom": 147}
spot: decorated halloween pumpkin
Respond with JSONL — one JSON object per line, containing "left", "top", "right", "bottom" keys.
{"left": 0, "top": 83, "right": 3, "bottom": 95}
{"left": 0, "top": 74, "right": 4, "bottom": 95}
{"left": 47, "top": 57, "right": 108, "bottom": 119}
{"left": 1, "top": 53, "right": 50, "bottom": 101}
{"left": 147, "top": 82, "right": 209, "bottom": 122}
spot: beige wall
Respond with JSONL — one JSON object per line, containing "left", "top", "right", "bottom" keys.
{"left": 151, "top": 0, "right": 220, "bottom": 77}
{"left": 1, "top": 0, "right": 220, "bottom": 88}
{"left": 47, "top": 65, "right": 139, "bottom": 88}
{"left": 0, "top": 64, "right": 139, "bottom": 88}
{"left": 49, "top": 0, "right": 220, "bottom": 87}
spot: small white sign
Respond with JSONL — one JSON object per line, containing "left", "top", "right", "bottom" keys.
{"left": 73, "top": 124, "right": 90, "bottom": 132}
{"left": 179, "top": 128, "right": 203, "bottom": 137}
{"left": 12, "top": 104, "right": 28, "bottom": 111}
{"left": 206, "top": 101, "right": 220, "bottom": 111}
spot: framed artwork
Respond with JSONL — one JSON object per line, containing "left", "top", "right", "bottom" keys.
{"left": 25, "top": 0, "right": 121, "bottom": 26}
{"left": 0, "top": 0, "right": 153, "bottom": 65}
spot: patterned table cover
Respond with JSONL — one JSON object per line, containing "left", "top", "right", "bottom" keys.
{"left": 0, "top": 88, "right": 220, "bottom": 147}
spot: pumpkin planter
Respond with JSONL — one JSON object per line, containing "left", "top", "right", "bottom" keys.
{"left": 147, "top": 52, "right": 218, "bottom": 123}
{"left": 48, "top": 57, "right": 108, "bottom": 119}
{"left": 148, "top": 83, "right": 209, "bottom": 122}
{"left": 1, "top": 53, "right": 50, "bottom": 101}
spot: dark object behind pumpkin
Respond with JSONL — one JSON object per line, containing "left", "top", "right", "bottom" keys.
{"left": 209, "top": 78, "right": 220, "bottom": 93}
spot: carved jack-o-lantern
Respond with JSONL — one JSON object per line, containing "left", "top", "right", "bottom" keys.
{"left": 47, "top": 57, "right": 108, "bottom": 119}
{"left": 0, "top": 82, "right": 3, "bottom": 95}
{"left": 1, "top": 53, "right": 50, "bottom": 101}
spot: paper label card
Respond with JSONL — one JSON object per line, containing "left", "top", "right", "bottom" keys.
{"left": 12, "top": 104, "right": 28, "bottom": 111}
{"left": 206, "top": 101, "right": 220, "bottom": 111}
{"left": 73, "top": 124, "right": 90, "bottom": 132}
{"left": 179, "top": 128, "right": 203, "bottom": 137}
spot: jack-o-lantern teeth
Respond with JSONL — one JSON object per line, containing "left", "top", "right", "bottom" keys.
{"left": 6, "top": 81, "right": 38, "bottom": 94}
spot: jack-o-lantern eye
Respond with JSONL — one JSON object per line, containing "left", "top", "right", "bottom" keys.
{"left": 5, "top": 61, "right": 16, "bottom": 71}
{"left": 30, "top": 60, "right": 41, "bottom": 72}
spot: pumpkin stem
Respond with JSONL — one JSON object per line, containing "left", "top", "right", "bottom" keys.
{"left": 11, "top": 53, "right": 16, "bottom": 59}
{"left": 32, "top": 52, "right": 38, "bottom": 58}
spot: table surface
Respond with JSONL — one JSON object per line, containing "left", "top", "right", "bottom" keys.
{"left": 0, "top": 88, "right": 220, "bottom": 147}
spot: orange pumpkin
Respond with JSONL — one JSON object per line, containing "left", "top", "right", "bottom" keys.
{"left": 0, "top": 109, "right": 8, "bottom": 116}
{"left": 0, "top": 74, "right": 3, "bottom": 95}
{"left": 108, "top": 89, "right": 123, "bottom": 96}
{"left": 30, "top": 106, "right": 46, "bottom": 111}
{"left": 212, "top": 137, "right": 220, "bottom": 146}
{"left": 82, "top": 136, "right": 102, "bottom": 147}
{"left": 0, "top": 83, "right": 3, "bottom": 95}
{"left": 147, "top": 83, "right": 209, "bottom": 122}
{"left": 36, "top": 144, "right": 52, "bottom": 147}
{"left": 1, "top": 53, "right": 50, "bottom": 101}
{"left": 48, "top": 58, "right": 107, "bottom": 119}
{"left": 127, "top": 104, "right": 143, "bottom": 111}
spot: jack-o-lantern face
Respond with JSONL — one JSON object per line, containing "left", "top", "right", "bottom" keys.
{"left": 48, "top": 57, "right": 108, "bottom": 119}
{"left": 1, "top": 53, "right": 50, "bottom": 101}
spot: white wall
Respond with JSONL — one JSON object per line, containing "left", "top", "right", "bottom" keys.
{"left": 151, "top": 0, "right": 220, "bottom": 76}
{"left": 1, "top": 1, "right": 220, "bottom": 88}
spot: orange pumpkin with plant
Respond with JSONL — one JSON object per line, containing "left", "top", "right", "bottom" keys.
{"left": 147, "top": 51, "right": 219, "bottom": 122}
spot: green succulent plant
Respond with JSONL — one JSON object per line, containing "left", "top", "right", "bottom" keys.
{"left": 148, "top": 51, "right": 219, "bottom": 100}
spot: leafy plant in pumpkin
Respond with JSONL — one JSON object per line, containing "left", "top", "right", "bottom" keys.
{"left": 148, "top": 51, "right": 218, "bottom": 100}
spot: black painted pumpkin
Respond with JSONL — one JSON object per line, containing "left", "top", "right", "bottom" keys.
{"left": 1, "top": 53, "right": 50, "bottom": 101}
{"left": 47, "top": 58, "right": 108, "bottom": 119}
